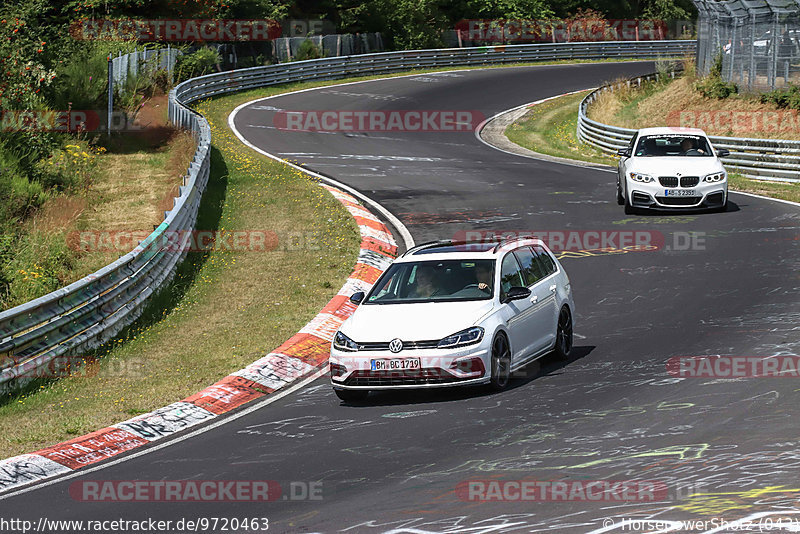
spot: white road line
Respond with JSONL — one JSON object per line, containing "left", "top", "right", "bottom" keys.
{"left": 0, "top": 368, "right": 327, "bottom": 501}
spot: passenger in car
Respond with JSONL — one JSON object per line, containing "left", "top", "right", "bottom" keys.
{"left": 408, "top": 266, "right": 439, "bottom": 298}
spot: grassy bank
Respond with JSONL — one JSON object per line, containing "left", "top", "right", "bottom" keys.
{"left": 0, "top": 87, "right": 362, "bottom": 458}
{"left": 505, "top": 83, "right": 800, "bottom": 204}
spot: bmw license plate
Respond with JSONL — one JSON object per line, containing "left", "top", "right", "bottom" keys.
{"left": 371, "top": 358, "right": 421, "bottom": 371}
{"left": 664, "top": 189, "right": 699, "bottom": 197}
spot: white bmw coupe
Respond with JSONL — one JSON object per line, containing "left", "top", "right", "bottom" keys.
{"left": 617, "top": 127, "right": 730, "bottom": 213}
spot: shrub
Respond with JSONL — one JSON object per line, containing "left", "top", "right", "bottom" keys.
{"left": 175, "top": 47, "right": 220, "bottom": 82}
{"left": 294, "top": 40, "right": 323, "bottom": 61}
{"left": 760, "top": 85, "right": 800, "bottom": 110}
{"left": 696, "top": 52, "right": 737, "bottom": 99}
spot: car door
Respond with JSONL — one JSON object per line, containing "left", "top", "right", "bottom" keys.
{"left": 532, "top": 245, "right": 560, "bottom": 350}
{"left": 514, "top": 246, "right": 557, "bottom": 357}
{"left": 498, "top": 252, "right": 535, "bottom": 364}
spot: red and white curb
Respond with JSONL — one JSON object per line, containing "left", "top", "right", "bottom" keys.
{"left": 0, "top": 183, "right": 397, "bottom": 493}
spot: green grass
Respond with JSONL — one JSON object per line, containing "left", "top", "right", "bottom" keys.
{"left": 0, "top": 88, "right": 362, "bottom": 458}
{"left": 505, "top": 90, "right": 615, "bottom": 166}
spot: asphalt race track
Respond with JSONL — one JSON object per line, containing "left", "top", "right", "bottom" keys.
{"left": 5, "top": 62, "right": 800, "bottom": 533}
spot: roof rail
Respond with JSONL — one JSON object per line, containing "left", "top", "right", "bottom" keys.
{"left": 400, "top": 240, "right": 452, "bottom": 257}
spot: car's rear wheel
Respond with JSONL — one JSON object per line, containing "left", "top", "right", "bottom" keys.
{"left": 555, "top": 306, "right": 573, "bottom": 360}
{"left": 334, "top": 388, "right": 369, "bottom": 402}
{"left": 489, "top": 334, "right": 511, "bottom": 391}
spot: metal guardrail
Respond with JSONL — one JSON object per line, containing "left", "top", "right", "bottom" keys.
{"left": 0, "top": 40, "right": 693, "bottom": 394}
{"left": 577, "top": 73, "right": 800, "bottom": 182}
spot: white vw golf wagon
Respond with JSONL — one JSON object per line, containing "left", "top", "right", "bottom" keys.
{"left": 330, "top": 238, "right": 575, "bottom": 401}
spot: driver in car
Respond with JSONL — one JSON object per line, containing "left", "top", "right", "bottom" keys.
{"left": 475, "top": 263, "right": 493, "bottom": 292}
{"left": 680, "top": 138, "right": 704, "bottom": 155}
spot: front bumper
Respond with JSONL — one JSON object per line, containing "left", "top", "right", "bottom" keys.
{"left": 627, "top": 180, "right": 727, "bottom": 210}
{"left": 330, "top": 344, "right": 490, "bottom": 390}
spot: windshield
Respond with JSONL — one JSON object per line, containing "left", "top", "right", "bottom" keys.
{"left": 364, "top": 259, "right": 495, "bottom": 304}
{"left": 634, "top": 134, "right": 714, "bottom": 157}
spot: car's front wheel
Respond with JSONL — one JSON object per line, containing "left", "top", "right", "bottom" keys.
{"left": 616, "top": 179, "right": 625, "bottom": 205}
{"left": 489, "top": 333, "right": 511, "bottom": 391}
{"left": 334, "top": 388, "right": 369, "bottom": 402}
{"left": 624, "top": 194, "right": 637, "bottom": 215}
{"left": 554, "top": 306, "right": 573, "bottom": 360}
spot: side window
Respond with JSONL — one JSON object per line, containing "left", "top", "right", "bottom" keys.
{"left": 499, "top": 253, "right": 524, "bottom": 299}
{"left": 513, "top": 247, "right": 544, "bottom": 287}
{"left": 628, "top": 135, "right": 636, "bottom": 154}
{"left": 533, "top": 246, "right": 557, "bottom": 277}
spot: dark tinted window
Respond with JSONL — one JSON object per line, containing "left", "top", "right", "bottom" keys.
{"left": 513, "top": 247, "right": 544, "bottom": 286}
{"left": 533, "top": 246, "right": 557, "bottom": 276}
{"left": 499, "top": 254, "right": 524, "bottom": 299}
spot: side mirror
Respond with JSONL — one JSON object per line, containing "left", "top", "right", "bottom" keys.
{"left": 716, "top": 148, "right": 730, "bottom": 157}
{"left": 617, "top": 148, "right": 631, "bottom": 157}
{"left": 502, "top": 286, "right": 531, "bottom": 304}
{"left": 349, "top": 291, "right": 365, "bottom": 305}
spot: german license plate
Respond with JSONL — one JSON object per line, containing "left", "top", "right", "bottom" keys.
{"left": 370, "top": 358, "right": 421, "bottom": 371}
{"left": 664, "top": 189, "right": 699, "bottom": 197}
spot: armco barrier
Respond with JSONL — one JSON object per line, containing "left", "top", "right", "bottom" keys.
{"left": 577, "top": 73, "right": 800, "bottom": 183}
{"left": 0, "top": 40, "right": 693, "bottom": 395}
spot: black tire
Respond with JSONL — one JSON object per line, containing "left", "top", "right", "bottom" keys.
{"left": 334, "top": 388, "right": 369, "bottom": 402}
{"left": 489, "top": 334, "right": 512, "bottom": 391}
{"left": 715, "top": 199, "right": 728, "bottom": 213}
{"left": 624, "top": 196, "right": 636, "bottom": 215}
{"left": 555, "top": 306, "right": 573, "bottom": 360}
{"left": 616, "top": 180, "right": 625, "bottom": 205}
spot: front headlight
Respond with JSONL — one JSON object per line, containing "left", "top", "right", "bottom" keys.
{"left": 704, "top": 172, "right": 726, "bottom": 183}
{"left": 630, "top": 172, "right": 654, "bottom": 183}
{"left": 437, "top": 327, "right": 484, "bottom": 349}
{"left": 333, "top": 331, "right": 359, "bottom": 352}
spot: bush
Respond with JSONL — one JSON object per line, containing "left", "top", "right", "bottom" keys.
{"left": 760, "top": 85, "right": 800, "bottom": 110}
{"left": 294, "top": 40, "right": 323, "bottom": 61}
{"left": 175, "top": 47, "right": 220, "bottom": 82}
{"left": 696, "top": 52, "right": 737, "bottom": 99}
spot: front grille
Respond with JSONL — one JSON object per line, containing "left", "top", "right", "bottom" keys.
{"left": 344, "top": 368, "right": 463, "bottom": 386}
{"left": 680, "top": 176, "right": 699, "bottom": 187}
{"left": 659, "top": 176, "right": 678, "bottom": 187}
{"left": 656, "top": 196, "right": 701, "bottom": 206}
{"left": 356, "top": 340, "right": 439, "bottom": 351}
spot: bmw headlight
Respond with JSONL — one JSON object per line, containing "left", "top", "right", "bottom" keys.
{"left": 333, "top": 331, "right": 359, "bottom": 352}
{"left": 630, "top": 172, "right": 654, "bottom": 183}
{"left": 704, "top": 172, "right": 726, "bottom": 183}
{"left": 437, "top": 327, "right": 484, "bottom": 349}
